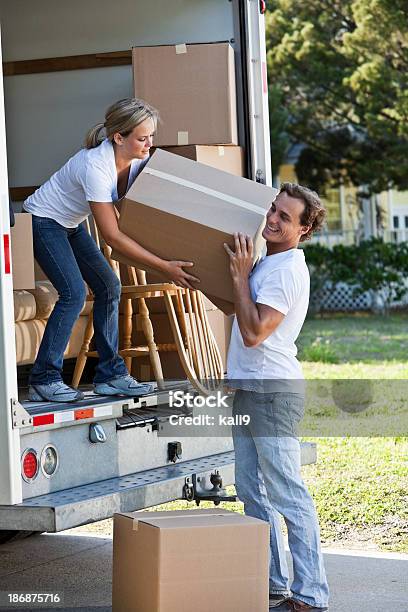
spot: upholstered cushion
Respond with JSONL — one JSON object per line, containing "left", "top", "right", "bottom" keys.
{"left": 26, "top": 281, "right": 92, "bottom": 319}
{"left": 15, "top": 316, "right": 89, "bottom": 365}
{"left": 26, "top": 281, "right": 58, "bottom": 319}
{"left": 13, "top": 290, "right": 36, "bottom": 322}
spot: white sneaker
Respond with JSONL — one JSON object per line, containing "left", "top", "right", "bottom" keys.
{"left": 29, "top": 381, "right": 85, "bottom": 403}
{"left": 94, "top": 375, "right": 153, "bottom": 397}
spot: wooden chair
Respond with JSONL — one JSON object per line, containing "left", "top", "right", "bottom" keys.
{"left": 72, "top": 216, "right": 224, "bottom": 394}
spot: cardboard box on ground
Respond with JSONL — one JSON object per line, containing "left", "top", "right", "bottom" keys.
{"left": 112, "top": 509, "right": 269, "bottom": 612}
{"left": 10, "top": 213, "right": 35, "bottom": 290}
{"left": 112, "top": 149, "right": 278, "bottom": 314}
{"left": 133, "top": 43, "right": 238, "bottom": 147}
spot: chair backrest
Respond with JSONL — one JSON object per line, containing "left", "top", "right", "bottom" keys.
{"left": 164, "top": 288, "right": 224, "bottom": 388}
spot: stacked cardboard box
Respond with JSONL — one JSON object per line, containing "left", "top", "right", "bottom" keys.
{"left": 160, "top": 144, "right": 245, "bottom": 176}
{"left": 133, "top": 43, "right": 238, "bottom": 147}
{"left": 125, "top": 43, "right": 277, "bottom": 379}
{"left": 132, "top": 42, "right": 246, "bottom": 363}
{"left": 133, "top": 42, "right": 244, "bottom": 176}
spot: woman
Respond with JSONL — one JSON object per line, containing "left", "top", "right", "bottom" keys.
{"left": 24, "top": 98, "right": 199, "bottom": 403}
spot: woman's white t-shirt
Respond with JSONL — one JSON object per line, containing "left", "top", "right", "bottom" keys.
{"left": 227, "top": 248, "right": 310, "bottom": 387}
{"left": 24, "top": 139, "right": 147, "bottom": 228}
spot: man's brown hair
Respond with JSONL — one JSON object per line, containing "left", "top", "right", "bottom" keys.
{"left": 279, "top": 182, "right": 326, "bottom": 242}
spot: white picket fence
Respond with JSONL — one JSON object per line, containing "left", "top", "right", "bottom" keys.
{"left": 311, "top": 281, "right": 408, "bottom": 313}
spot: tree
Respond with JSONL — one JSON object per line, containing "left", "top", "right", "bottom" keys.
{"left": 268, "top": 84, "right": 290, "bottom": 185}
{"left": 266, "top": 0, "right": 408, "bottom": 194}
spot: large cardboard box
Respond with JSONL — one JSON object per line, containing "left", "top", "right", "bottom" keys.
{"left": 133, "top": 43, "right": 238, "bottom": 146}
{"left": 112, "top": 149, "right": 277, "bottom": 314}
{"left": 10, "top": 213, "right": 35, "bottom": 290}
{"left": 162, "top": 145, "right": 245, "bottom": 177}
{"left": 112, "top": 508, "right": 269, "bottom": 612}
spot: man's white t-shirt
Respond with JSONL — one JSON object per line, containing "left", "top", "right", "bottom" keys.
{"left": 24, "top": 139, "right": 147, "bottom": 228}
{"left": 227, "top": 248, "right": 309, "bottom": 389}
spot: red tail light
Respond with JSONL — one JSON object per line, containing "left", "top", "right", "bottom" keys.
{"left": 22, "top": 448, "right": 39, "bottom": 482}
{"left": 3, "top": 234, "right": 11, "bottom": 274}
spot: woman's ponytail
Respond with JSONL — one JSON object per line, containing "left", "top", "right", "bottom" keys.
{"left": 84, "top": 122, "right": 105, "bottom": 149}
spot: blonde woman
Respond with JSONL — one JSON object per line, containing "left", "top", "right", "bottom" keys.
{"left": 24, "top": 98, "right": 199, "bottom": 402}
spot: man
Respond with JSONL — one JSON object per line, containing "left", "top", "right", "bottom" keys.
{"left": 224, "top": 183, "right": 329, "bottom": 611}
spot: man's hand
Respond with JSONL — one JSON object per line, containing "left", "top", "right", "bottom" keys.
{"left": 164, "top": 260, "right": 200, "bottom": 290}
{"left": 224, "top": 233, "right": 254, "bottom": 283}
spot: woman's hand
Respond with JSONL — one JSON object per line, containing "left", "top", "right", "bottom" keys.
{"left": 163, "top": 260, "right": 200, "bottom": 290}
{"left": 224, "top": 233, "right": 254, "bottom": 284}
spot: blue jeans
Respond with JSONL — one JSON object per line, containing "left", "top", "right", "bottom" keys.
{"left": 232, "top": 389, "right": 329, "bottom": 608}
{"left": 29, "top": 216, "right": 128, "bottom": 385}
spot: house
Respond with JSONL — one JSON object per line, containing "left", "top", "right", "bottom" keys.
{"left": 278, "top": 145, "right": 408, "bottom": 246}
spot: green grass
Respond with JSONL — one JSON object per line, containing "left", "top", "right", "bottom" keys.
{"left": 150, "top": 312, "right": 408, "bottom": 553}
{"left": 296, "top": 313, "right": 408, "bottom": 552}
{"left": 302, "top": 437, "right": 408, "bottom": 552}
{"left": 298, "top": 312, "right": 408, "bottom": 369}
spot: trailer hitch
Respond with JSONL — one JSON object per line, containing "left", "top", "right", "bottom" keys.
{"left": 183, "top": 471, "right": 237, "bottom": 506}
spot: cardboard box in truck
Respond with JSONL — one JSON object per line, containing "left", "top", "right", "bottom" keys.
{"left": 10, "top": 213, "right": 35, "bottom": 290}
{"left": 112, "top": 149, "right": 277, "bottom": 314}
{"left": 133, "top": 43, "right": 238, "bottom": 146}
{"left": 162, "top": 145, "right": 245, "bottom": 177}
{"left": 112, "top": 508, "right": 269, "bottom": 612}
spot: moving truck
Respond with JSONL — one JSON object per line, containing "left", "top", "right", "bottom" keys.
{"left": 0, "top": 0, "right": 316, "bottom": 543}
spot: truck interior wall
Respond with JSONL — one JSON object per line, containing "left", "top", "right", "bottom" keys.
{"left": 0, "top": 0, "right": 244, "bottom": 201}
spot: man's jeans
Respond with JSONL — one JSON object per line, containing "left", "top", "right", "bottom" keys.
{"left": 232, "top": 389, "right": 329, "bottom": 608}
{"left": 29, "top": 216, "right": 128, "bottom": 385}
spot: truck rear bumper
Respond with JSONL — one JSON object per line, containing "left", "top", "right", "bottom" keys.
{"left": 0, "top": 443, "right": 317, "bottom": 532}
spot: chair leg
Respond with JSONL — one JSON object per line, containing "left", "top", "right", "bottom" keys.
{"left": 72, "top": 309, "right": 94, "bottom": 388}
{"left": 138, "top": 297, "right": 165, "bottom": 389}
{"left": 122, "top": 297, "right": 133, "bottom": 373}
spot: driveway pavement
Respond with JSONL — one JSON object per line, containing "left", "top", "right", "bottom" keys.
{"left": 0, "top": 533, "right": 406, "bottom": 611}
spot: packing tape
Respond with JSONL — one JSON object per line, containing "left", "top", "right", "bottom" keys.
{"left": 175, "top": 43, "right": 187, "bottom": 54}
{"left": 144, "top": 166, "right": 268, "bottom": 216}
{"left": 177, "top": 131, "right": 189, "bottom": 145}
{"left": 218, "top": 146, "right": 225, "bottom": 157}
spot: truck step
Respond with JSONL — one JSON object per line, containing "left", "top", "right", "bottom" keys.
{"left": 17, "top": 382, "right": 192, "bottom": 431}
{"left": 0, "top": 443, "right": 317, "bottom": 533}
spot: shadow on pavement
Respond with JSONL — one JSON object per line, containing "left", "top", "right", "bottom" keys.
{"left": 0, "top": 533, "right": 406, "bottom": 611}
